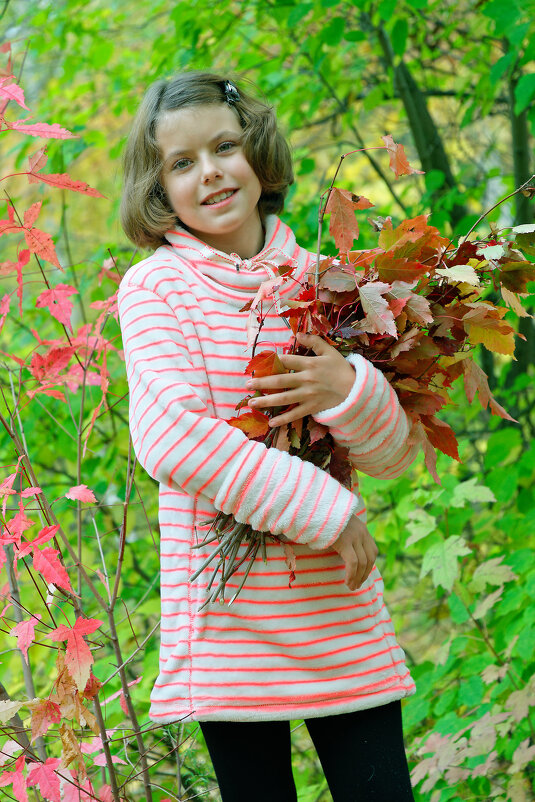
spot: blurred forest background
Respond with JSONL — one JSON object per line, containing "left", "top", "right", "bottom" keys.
{"left": 1, "top": 0, "right": 534, "bottom": 800}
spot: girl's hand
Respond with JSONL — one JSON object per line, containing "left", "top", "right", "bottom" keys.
{"left": 246, "top": 332, "right": 355, "bottom": 427}
{"left": 331, "top": 515, "right": 378, "bottom": 591}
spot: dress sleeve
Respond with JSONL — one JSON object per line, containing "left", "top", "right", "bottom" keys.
{"left": 312, "top": 353, "right": 420, "bottom": 480}
{"left": 118, "top": 282, "right": 358, "bottom": 550}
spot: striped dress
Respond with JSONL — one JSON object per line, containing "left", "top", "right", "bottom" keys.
{"left": 117, "top": 214, "right": 419, "bottom": 723}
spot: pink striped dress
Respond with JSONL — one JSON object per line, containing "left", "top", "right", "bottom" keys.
{"left": 117, "top": 214, "right": 419, "bottom": 723}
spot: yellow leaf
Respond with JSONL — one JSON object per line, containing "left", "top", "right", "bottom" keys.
{"left": 465, "top": 321, "right": 516, "bottom": 356}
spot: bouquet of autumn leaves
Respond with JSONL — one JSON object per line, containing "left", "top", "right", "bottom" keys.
{"left": 191, "top": 137, "right": 535, "bottom": 605}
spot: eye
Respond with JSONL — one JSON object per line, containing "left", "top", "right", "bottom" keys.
{"left": 217, "top": 140, "right": 237, "bottom": 153}
{"left": 172, "top": 157, "right": 192, "bottom": 171}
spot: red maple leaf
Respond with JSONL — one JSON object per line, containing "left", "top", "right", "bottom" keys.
{"left": 325, "top": 188, "right": 374, "bottom": 252}
{"left": 1, "top": 503, "right": 35, "bottom": 548}
{"left": 65, "top": 484, "right": 97, "bottom": 503}
{"left": 0, "top": 293, "right": 10, "bottom": 335}
{"left": 26, "top": 758, "right": 62, "bottom": 802}
{"left": 23, "top": 201, "right": 42, "bottom": 228}
{"left": 18, "top": 524, "right": 60, "bottom": 558}
{"left": 0, "top": 753, "right": 28, "bottom": 802}
{"left": 0, "top": 201, "right": 20, "bottom": 236}
{"left": 33, "top": 547, "right": 76, "bottom": 595}
{"left": 27, "top": 147, "right": 105, "bottom": 197}
{"left": 9, "top": 614, "right": 41, "bottom": 664}
{"left": 382, "top": 135, "right": 424, "bottom": 178}
{"left": 62, "top": 776, "right": 99, "bottom": 802}
{"left": 28, "top": 699, "right": 61, "bottom": 741}
{"left": 0, "top": 77, "right": 28, "bottom": 110}
{"left": 24, "top": 227, "right": 62, "bottom": 268}
{"left": 47, "top": 617, "right": 103, "bottom": 691}
{"left": 29, "top": 345, "right": 76, "bottom": 383}
{"left": 35, "top": 284, "right": 77, "bottom": 328}
{"left": 1, "top": 117, "right": 76, "bottom": 139}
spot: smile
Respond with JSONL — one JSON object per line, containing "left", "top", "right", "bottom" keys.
{"left": 202, "top": 189, "right": 238, "bottom": 206}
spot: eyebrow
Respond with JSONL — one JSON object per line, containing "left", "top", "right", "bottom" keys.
{"left": 163, "top": 130, "right": 242, "bottom": 163}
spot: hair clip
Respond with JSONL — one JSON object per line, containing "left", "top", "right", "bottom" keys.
{"left": 221, "top": 80, "right": 241, "bottom": 106}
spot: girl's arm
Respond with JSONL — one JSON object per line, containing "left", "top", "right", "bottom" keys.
{"left": 118, "top": 282, "right": 360, "bottom": 551}
{"left": 247, "top": 333, "right": 420, "bottom": 480}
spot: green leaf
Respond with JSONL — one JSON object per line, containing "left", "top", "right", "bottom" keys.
{"left": 482, "top": 0, "right": 520, "bottom": 31}
{"left": 287, "top": 2, "right": 313, "bottom": 27}
{"left": 391, "top": 18, "right": 408, "bottom": 57}
{"left": 485, "top": 428, "right": 522, "bottom": 470}
{"left": 448, "top": 592, "right": 470, "bottom": 624}
{"left": 450, "top": 477, "right": 496, "bottom": 508}
{"left": 514, "top": 73, "right": 535, "bottom": 115}
{"left": 458, "top": 675, "right": 485, "bottom": 707}
{"left": 421, "top": 536, "right": 471, "bottom": 591}
{"left": 424, "top": 169, "right": 446, "bottom": 192}
{"left": 513, "top": 625, "right": 535, "bottom": 661}
{"left": 490, "top": 52, "right": 514, "bottom": 84}
{"left": 434, "top": 686, "right": 457, "bottom": 716}
{"left": 344, "top": 30, "right": 366, "bottom": 42}
{"left": 405, "top": 508, "right": 436, "bottom": 546}
{"left": 378, "top": 0, "right": 397, "bottom": 19}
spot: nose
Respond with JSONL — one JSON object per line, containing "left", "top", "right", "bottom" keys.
{"left": 200, "top": 154, "right": 223, "bottom": 184}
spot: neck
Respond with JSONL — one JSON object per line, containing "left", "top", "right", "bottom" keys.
{"left": 197, "top": 210, "right": 265, "bottom": 260}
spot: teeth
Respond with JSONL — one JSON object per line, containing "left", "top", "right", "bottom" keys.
{"left": 204, "top": 190, "right": 234, "bottom": 205}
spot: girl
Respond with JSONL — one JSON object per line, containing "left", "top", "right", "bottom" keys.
{"left": 118, "top": 72, "right": 419, "bottom": 802}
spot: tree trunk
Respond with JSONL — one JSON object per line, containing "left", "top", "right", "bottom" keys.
{"left": 375, "top": 25, "right": 468, "bottom": 229}
{"left": 506, "top": 66, "right": 534, "bottom": 385}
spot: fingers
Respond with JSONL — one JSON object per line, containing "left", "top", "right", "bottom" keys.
{"left": 246, "top": 371, "right": 303, "bottom": 393}
{"left": 296, "top": 332, "right": 331, "bottom": 355}
{"left": 332, "top": 517, "right": 378, "bottom": 591}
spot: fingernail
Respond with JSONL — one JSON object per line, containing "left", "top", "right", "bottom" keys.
{"left": 246, "top": 380, "right": 253, "bottom": 388}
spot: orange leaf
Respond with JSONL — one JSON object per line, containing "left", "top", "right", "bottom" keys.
{"left": 462, "top": 359, "right": 516, "bottom": 421}
{"left": 375, "top": 253, "right": 429, "bottom": 283}
{"left": 245, "top": 350, "right": 288, "bottom": 379}
{"left": 227, "top": 410, "right": 271, "bottom": 439}
{"left": 382, "top": 134, "right": 424, "bottom": 178}
{"left": 325, "top": 188, "right": 374, "bottom": 252}
{"left": 422, "top": 415, "right": 460, "bottom": 461}
{"left": 497, "top": 260, "right": 535, "bottom": 294}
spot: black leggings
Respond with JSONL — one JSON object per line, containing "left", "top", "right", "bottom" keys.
{"left": 199, "top": 700, "right": 414, "bottom": 801}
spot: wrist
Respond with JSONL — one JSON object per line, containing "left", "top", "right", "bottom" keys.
{"left": 328, "top": 362, "right": 356, "bottom": 409}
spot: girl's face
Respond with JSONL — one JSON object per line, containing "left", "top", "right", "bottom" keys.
{"left": 157, "top": 103, "right": 264, "bottom": 259}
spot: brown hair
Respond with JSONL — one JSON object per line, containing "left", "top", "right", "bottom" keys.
{"left": 120, "top": 71, "right": 294, "bottom": 249}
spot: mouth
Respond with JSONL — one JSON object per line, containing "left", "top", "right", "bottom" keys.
{"left": 201, "top": 189, "right": 238, "bottom": 206}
